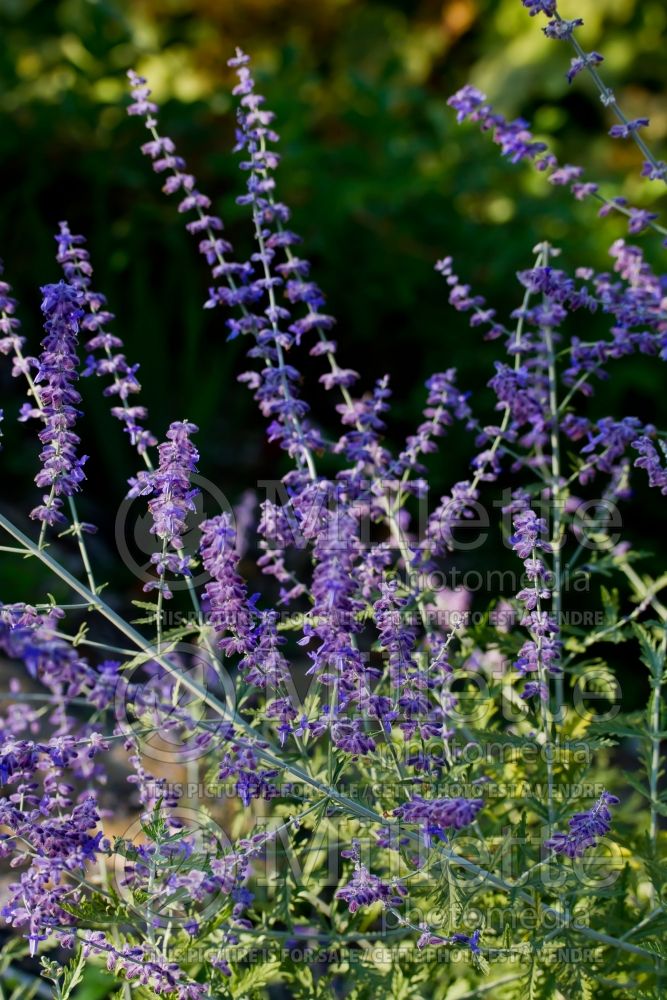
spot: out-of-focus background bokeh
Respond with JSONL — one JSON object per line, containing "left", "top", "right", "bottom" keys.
{"left": 0, "top": 0, "right": 665, "bottom": 650}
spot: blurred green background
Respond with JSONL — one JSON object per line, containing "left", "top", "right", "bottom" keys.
{"left": 0, "top": 0, "right": 665, "bottom": 603}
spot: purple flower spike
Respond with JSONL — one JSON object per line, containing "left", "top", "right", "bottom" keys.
{"left": 641, "top": 160, "right": 667, "bottom": 181}
{"left": 448, "top": 86, "right": 663, "bottom": 235}
{"left": 451, "top": 929, "right": 482, "bottom": 954}
{"left": 127, "top": 61, "right": 329, "bottom": 473}
{"left": 545, "top": 791, "right": 620, "bottom": 858}
{"left": 0, "top": 262, "right": 25, "bottom": 359}
{"left": 548, "top": 164, "right": 583, "bottom": 186}
{"left": 127, "top": 420, "right": 200, "bottom": 592}
{"left": 55, "top": 221, "right": 157, "bottom": 457}
{"left": 632, "top": 436, "right": 667, "bottom": 494}
{"left": 447, "top": 85, "right": 488, "bottom": 124}
{"left": 509, "top": 509, "right": 551, "bottom": 561}
{"left": 199, "top": 513, "right": 256, "bottom": 654}
{"left": 510, "top": 508, "right": 562, "bottom": 679}
{"left": 336, "top": 865, "right": 406, "bottom": 913}
{"left": 543, "top": 18, "right": 582, "bottom": 40}
{"left": 450, "top": 87, "right": 547, "bottom": 167}
{"left": 29, "top": 282, "right": 88, "bottom": 527}
{"left": 571, "top": 182, "right": 599, "bottom": 201}
{"left": 627, "top": 209, "right": 658, "bottom": 236}
{"left": 521, "top": 679, "right": 549, "bottom": 701}
{"left": 126, "top": 70, "right": 236, "bottom": 315}
{"left": 227, "top": 49, "right": 332, "bottom": 467}
{"left": 395, "top": 369, "right": 473, "bottom": 476}
{"left": 126, "top": 70, "right": 158, "bottom": 118}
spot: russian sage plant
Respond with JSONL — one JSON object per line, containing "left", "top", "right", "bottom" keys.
{"left": 0, "top": 2, "right": 666, "bottom": 997}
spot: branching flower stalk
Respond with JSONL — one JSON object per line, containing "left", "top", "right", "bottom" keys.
{"left": 128, "top": 70, "right": 317, "bottom": 481}
{"left": 541, "top": 4, "right": 667, "bottom": 183}
{"left": 54, "top": 225, "right": 236, "bottom": 713}
{"left": 448, "top": 83, "right": 667, "bottom": 240}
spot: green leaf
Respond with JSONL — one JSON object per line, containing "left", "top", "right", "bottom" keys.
{"left": 59, "top": 892, "right": 123, "bottom": 926}
{"left": 600, "top": 585, "right": 620, "bottom": 624}
{"left": 229, "top": 958, "right": 281, "bottom": 993}
{"left": 588, "top": 713, "right": 651, "bottom": 744}
{"left": 131, "top": 600, "right": 160, "bottom": 612}
{"left": 40, "top": 949, "right": 85, "bottom": 1000}
{"left": 632, "top": 623, "right": 666, "bottom": 682}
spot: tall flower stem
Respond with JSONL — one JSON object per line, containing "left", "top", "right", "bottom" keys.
{"left": 530, "top": 543, "right": 555, "bottom": 835}
{"left": 541, "top": 244, "right": 564, "bottom": 717}
{"left": 155, "top": 539, "right": 167, "bottom": 656}
{"left": 67, "top": 496, "right": 97, "bottom": 599}
{"left": 60, "top": 243, "right": 233, "bottom": 670}
{"left": 648, "top": 630, "right": 666, "bottom": 880}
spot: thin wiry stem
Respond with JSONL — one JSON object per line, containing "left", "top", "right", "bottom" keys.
{"left": 553, "top": 10, "right": 666, "bottom": 183}
{"left": 66, "top": 496, "right": 97, "bottom": 597}
{"left": 648, "top": 630, "right": 666, "bottom": 892}
{"left": 531, "top": 543, "right": 555, "bottom": 834}
{"left": 620, "top": 561, "right": 667, "bottom": 623}
{"left": 541, "top": 244, "right": 564, "bottom": 717}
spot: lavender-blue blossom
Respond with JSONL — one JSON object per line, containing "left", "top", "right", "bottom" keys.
{"left": 127, "top": 420, "right": 199, "bottom": 592}
{"left": 29, "top": 282, "right": 87, "bottom": 526}
{"left": 545, "top": 791, "right": 620, "bottom": 857}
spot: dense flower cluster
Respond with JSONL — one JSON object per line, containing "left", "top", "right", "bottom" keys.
{"left": 336, "top": 840, "right": 407, "bottom": 913}
{"left": 0, "top": 262, "right": 23, "bottom": 358}
{"left": 82, "top": 934, "right": 210, "bottom": 997}
{"left": 393, "top": 795, "right": 484, "bottom": 843}
{"left": 0, "top": 603, "right": 115, "bottom": 957}
{"left": 29, "top": 282, "right": 88, "bottom": 526}
{"left": 632, "top": 436, "right": 667, "bottom": 494}
{"left": 199, "top": 513, "right": 256, "bottom": 653}
{"left": 545, "top": 791, "right": 620, "bottom": 858}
